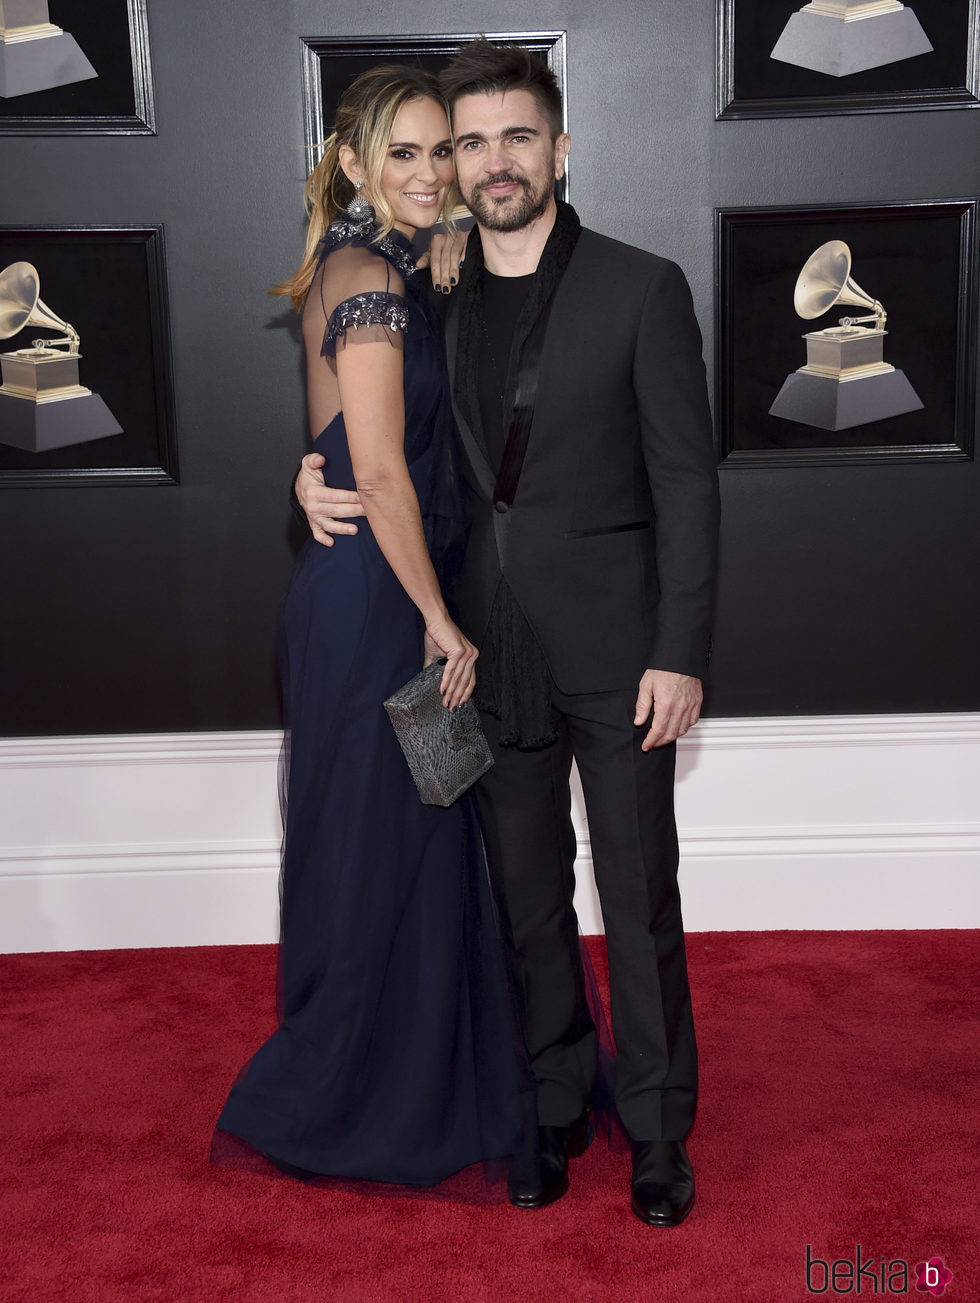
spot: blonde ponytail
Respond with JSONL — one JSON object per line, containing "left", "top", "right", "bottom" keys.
{"left": 271, "top": 133, "right": 349, "bottom": 310}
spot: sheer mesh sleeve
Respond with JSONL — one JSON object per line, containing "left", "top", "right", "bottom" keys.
{"left": 322, "top": 291, "right": 409, "bottom": 358}
{"left": 307, "top": 242, "right": 408, "bottom": 361}
{"left": 302, "top": 240, "right": 409, "bottom": 436}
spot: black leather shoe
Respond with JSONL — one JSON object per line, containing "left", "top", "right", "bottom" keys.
{"left": 508, "top": 1111, "right": 593, "bottom": 1209}
{"left": 630, "top": 1140, "right": 695, "bottom": 1227}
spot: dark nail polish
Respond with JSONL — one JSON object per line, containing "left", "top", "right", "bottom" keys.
{"left": 450, "top": 276, "right": 457, "bottom": 285}
{"left": 434, "top": 283, "right": 442, "bottom": 292}
{"left": 441, "top": 285, "right": 450, "bottom": 294}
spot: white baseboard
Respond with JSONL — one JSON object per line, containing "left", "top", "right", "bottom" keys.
{"left": 2, "top": 715, "right": 978, "bottom": 952}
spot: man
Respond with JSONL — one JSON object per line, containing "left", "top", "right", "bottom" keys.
{"left": 296, "top": 41, "right": 720, "bottom": 1226}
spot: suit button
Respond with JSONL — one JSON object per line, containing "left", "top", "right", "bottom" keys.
{"left": 494, "top": 500, "right": 509, "bottom": 514}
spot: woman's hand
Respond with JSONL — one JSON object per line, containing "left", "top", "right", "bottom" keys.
{"left": 416, "top": 229, "right": 469, "bottom": 294}
{"left": 423, "top": 617, "right": 478, "bottom": 710}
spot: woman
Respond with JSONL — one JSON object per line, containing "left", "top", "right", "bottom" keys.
{"left": 212, "top": 68, "right": 534, "bottom": 1189}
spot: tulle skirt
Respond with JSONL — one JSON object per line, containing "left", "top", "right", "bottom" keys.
{"left": 212, "top": 524, "right": 539, "bottom": 1196}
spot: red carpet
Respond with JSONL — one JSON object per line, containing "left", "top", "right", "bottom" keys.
{"left": 1, "top": 932, "right": 976, "bottom": 1302}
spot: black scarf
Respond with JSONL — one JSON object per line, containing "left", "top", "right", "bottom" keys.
{"left": 455, "top": 201, "right": 582, "bottom": 751}
{"left": 455, "top": 200, "right": 581, "bottom": 461}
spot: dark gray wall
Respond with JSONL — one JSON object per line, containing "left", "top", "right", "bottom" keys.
{"left": 2, "top": 2, "right": 979, "bottom": 735}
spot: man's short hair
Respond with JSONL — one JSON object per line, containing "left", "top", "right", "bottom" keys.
{"left": 438, "top": 38, "right": 564, "bottom": 141}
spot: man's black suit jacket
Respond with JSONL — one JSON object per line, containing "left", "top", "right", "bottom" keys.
{"left": 442, "top": 224, "right": 720, "bottom": 696}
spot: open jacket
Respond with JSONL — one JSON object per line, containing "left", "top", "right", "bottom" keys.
{"left": 442, "top": 217, "right": 720, "bottom": 695}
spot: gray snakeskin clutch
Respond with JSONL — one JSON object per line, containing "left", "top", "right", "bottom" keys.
{"left": 384, "top": 661, "right": 493, "bottom": 806}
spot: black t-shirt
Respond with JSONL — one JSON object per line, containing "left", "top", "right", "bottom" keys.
{"left": 477, "top": 268, "right": 536, "bottom": 474}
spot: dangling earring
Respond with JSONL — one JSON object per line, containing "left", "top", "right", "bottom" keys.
{"left": 346, "top": 178, "right": 373, "bottom": 223}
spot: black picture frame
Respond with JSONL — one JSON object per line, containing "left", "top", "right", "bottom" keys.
{"left": 0, "top": 225, "right": 178, "bottom": 487}
{"left": 715, "top": 200, "right": 978, "bottom": 466}
{"left": 299, "top": 31, "right": 568, "bottom": 179}
{"left": 0, "top": 0, "right": 154, "bottom": 135}
{"left": 717, "top": 0, "right": 980, "bottom": 118}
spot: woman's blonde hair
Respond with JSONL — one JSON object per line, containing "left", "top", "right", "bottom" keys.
{"left": 274, "top": 66, "right": 457, "bottom": 310}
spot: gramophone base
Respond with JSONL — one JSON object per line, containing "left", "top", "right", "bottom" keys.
{"left": 0, "top": 390, "right": 122, "bottom": 451}
{"left": 769, "top": 368, "right": 924, "bottom": 431}
{"left": 0, "top": 31, "right": 97, "bottom": 99}
{"left": 770, "top": 8, "right": 933, "bottom": 77}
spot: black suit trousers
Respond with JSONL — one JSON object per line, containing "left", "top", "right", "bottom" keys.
{"left": 475, "top": 683, "right": 698, "bottom": 1142}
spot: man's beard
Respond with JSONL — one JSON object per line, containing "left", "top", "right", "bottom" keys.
{"left": 463, "top": 171, "right": 552, "bottom": 232}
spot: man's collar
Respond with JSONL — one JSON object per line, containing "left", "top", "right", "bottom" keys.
{"left": 464, "top": 200, "right": 581, "bottom": 280}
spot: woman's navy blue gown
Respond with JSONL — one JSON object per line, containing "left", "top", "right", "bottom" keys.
{"left": 214, "top": 219, "right": 534, "bottom": 1188}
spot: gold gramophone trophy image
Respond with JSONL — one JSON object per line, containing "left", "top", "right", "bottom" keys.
{"left": 0, "top": 261, "right": 123, "bottom": 452}
{"left": 768, "top": 240, "right": 923, "bottom": 431}
{"left": 0, "top": 0, "right": 97, "bottom": 98}
{"left": 770, "top": 1, "right": 932, "bottom": 77}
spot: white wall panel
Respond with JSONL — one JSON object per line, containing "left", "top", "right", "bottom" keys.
{"left": 2, "top": 716, "right": 978, "bottom": 952}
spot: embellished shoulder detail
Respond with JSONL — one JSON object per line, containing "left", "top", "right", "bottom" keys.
{"left": 317, "top": 206, "right": 417, "bottom": 281}
{"left": 373, "top": 231, "right": 417, "bottom": 280}
{"left": 321, "top": 290, "right": 410, "bottom": 358}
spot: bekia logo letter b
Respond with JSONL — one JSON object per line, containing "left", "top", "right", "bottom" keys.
{"left": 914, "top": 1257, "right": 954, "bottom": 1297}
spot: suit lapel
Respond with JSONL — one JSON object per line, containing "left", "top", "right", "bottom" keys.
{"left": 443, "top": 204, "right": 581, "bottom": 511}
{"left": 444, "top": 295, "right": 496, "bottom": 499}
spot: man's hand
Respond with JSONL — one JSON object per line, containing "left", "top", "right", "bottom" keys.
{"left": 634, "top": 669, "right": 703, "bottom": 751}
{"left": 416, "top": 229, "right": 468, "bottom": 294}
{"left": 294, "top": 451, "right": 365, "bottom": 547}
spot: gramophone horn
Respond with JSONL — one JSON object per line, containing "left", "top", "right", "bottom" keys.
{"left": 0, "top": 261, "right": 79, "bottom": 349}
{"left": 793, "top": 240, "right": 884, "bottom": 324}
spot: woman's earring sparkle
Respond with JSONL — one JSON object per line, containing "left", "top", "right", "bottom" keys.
{"left": 346, "top": 178, "right": 373, "bottom": 222}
